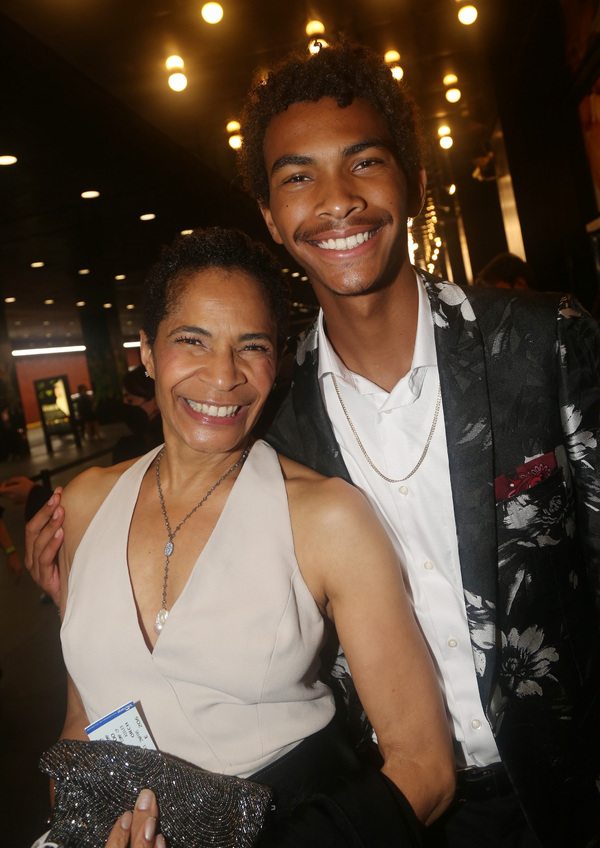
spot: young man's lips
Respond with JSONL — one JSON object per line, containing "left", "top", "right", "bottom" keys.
{"left": 184, "top": 398, "right": 242, "bottom": 418}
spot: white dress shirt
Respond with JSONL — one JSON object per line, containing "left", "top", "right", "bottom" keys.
{"left": 318, "top": 274, "right": 500, "bottom": 767}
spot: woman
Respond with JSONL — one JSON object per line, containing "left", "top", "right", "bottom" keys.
{"left": 50, "top": 228, "right": 454, "bottom": 846}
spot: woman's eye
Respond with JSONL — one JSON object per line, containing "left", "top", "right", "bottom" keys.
{"left": 175, "top": 335, "right": 203, "bottom": 346}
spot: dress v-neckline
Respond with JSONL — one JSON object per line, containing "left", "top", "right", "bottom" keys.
{"left": 124, "top": 443, "right": 254, "bottom": 656}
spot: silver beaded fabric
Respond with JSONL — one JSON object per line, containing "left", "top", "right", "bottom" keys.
{"left": 40, "top": 739, "right": 274, "bottom": 847}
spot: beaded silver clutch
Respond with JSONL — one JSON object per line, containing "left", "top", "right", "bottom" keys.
{"left": 40, "top": 739, "right": 274, "bottom": 848}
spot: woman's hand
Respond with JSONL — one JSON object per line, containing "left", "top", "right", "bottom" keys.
{"left": 105, "top": 790, "right": 166, "bottom": 848}
{"left": 24, "top": 489, "right": 64, "bottom": 605}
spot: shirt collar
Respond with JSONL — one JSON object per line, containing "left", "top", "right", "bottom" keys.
{"left": 317, "top": 270, "right": 437, "bottom": 405}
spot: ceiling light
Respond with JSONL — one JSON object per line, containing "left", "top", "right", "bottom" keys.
{"left": 126, "top": 304, "right": 135, "bottom": 310}
{"left": 226, "top": 120, "right": 241, "bottom": 133}
{"left": 4, "top": 297, "right": 15, "bottom": 303}
{"left": 78, "top": 269, "right": 90, "bottom": 275}
{"left": 443, "top": 74, "right": 458, "bottom": 86}
{"left": 291, "top": 272, "right": 300, "bottom": 277}
{"left": 115, "top": 274, "right": 126, "bottom": 280}
{"left": 0, "top": 155, "right": 17, "bottom": 166}
{"left": 124, "top": 341, "right": 141, "bottom": 348}
{"left": 435, "top": 237, "right": 442, "bottom": 246}
{"left": 44, "top": 299, "right": 54, "bottom": 305}
{"left": 12, "top": 345, "right": 86, "bottom": 357}
{"left": 306, "top": 20, "right": 325, "bottom": 36}
{"left": 76, "top": 301, "right": 85, "bottom": 307}
{"left": 384, "top": 50, "right": 400, "bottom": 63}
{"left": 140, "top": 213, "right": 156, "bottom": 221}
{"left": 391, "top": 66, "right": 404, "bottom": 80}
{"left": 180, "top": 229, "right": 193, "bottom": 235}
{"left": 301, "top": 276, "right": 308, "bottom": 281}
{"left": 166, "top": 55, "right": 184, "bottom": 70}
{"left": 168, "top": 73, "right": 187, "bottom": 91}
{"left": 81, "top": 190, "right": 100, "bottom": 199}
{"left": 103, "top": 303, "right": 112, "bottom": 309}
{"left": 228, "top": 134, "right": 243, "bottom": 150}
{"left": 202, "top": 3, "right": 223, "bottom": 23}
{"left": 309, "top": 39, "right": 328, "bottom": 54}
{"left": 438, "top": 126, "right": 451, "bottom": 136}
{"left": 31, "top": 261, "right": 44, "bottom": 268}
{"left": 458, "top": 5, "right": 478, "bottom": 25}
{"left": 448, "top": 184, "right": 457, "bottom": 194}
{"left": 440, "top": 136, "right": 454, "bottom": 149}
{"left": 446, "top": 88, "right": 461, "bottom": 103}
{"left": 43, "top": 321, "right": 50, "bottom": 325}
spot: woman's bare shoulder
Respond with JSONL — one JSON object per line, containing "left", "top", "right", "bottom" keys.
{"left": 277, "top": 453, "right": 373, "bottom": 524}
{"left": 61, "top": 457, "right": 139, "bottom": 549}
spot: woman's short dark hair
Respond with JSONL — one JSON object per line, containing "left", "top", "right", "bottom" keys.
{"left": 239, "top": 39, "right": 425, "bottom": 207}
{"left": 142, "top": 227, "right": 290, "bottom": 351}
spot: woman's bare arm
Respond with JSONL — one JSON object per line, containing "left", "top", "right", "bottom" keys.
{"left": 284, "top": 461, "right": 456, "bottom": 825}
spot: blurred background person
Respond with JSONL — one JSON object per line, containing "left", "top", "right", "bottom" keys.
{"left": 474, "top": 252, "right": 535, "bottom": 290}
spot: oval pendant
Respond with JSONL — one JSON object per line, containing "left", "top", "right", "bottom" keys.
{"left": 154, "top": 607, "right": 169, "bottom": 635}
{"left": 164, "top": 541, "right": 174, "bottom": 557}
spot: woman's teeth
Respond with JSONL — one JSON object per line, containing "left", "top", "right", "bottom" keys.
{"left": 316, "top": 230, "right": 374, "bottom": 250}
{"left": 186, "top": 399, "right": 240, "bottom": 417}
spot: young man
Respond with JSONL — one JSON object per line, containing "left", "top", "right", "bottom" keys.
{"left": 28, "top": 41, "right": 600, "bottom": 848}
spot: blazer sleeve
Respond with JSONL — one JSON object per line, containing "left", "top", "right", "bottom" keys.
{"left": 556, "top": 295, "right": 600, "bottom": 619}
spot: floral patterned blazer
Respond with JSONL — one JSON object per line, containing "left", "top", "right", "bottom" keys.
{"left": 265, "top": 271, "right": 600, "bottom": 848}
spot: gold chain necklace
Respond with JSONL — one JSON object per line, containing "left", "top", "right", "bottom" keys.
{"left": 331, "top": 374, "right": 441, "bottom": 484}
{"left": 153, "top": 445, "right": 249, "bottom": 635}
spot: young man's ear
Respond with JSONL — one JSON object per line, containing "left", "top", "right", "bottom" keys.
{"left": 408, "top": 169, "right": 428, "bottom": 219}
{"left": 260, "top": 204, "right": 284, "bottom": 246}
{"left": 139, "top": 331, "right": 154, "bottom": 379}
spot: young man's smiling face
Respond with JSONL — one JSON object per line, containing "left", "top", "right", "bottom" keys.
{"left": 260, "top": 97, "right": 426, "bottom": 302}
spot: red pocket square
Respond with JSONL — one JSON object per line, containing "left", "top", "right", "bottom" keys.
{"left": 495, "top": 451, "right": 557, "bottom": 501}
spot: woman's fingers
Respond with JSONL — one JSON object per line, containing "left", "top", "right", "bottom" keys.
{"left": 104, "top": 790, "right": 166, "bottom": 847}
{"left": 24, "top": 490, "right": 64, "bottom": 604}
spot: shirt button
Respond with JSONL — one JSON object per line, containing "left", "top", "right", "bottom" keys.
{"left": 471, "top": 719, "right": 482, "bottom": 731}
{"left": 399, "top": 485, "right": 409, "bottom": 495}
{"left": 423, "top": 560, "right": 434, "bottom": 570}
{"left": 447, "top": 637, "right": 459, "bottom": 649}
{"left": 384, "top": 409, "right": 393, "bottom": 415}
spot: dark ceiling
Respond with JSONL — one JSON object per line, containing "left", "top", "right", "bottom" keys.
{"left": 0, "top": 0, "right": 498, "bottom": 349}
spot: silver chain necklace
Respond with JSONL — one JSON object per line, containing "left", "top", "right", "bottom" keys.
{"left": 331, "top": 373, "right": 441, "bottom": 484}
{"left": 153, "top": 444, "right": 250, "bottom": 635}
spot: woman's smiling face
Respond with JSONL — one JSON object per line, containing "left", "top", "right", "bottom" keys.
{"left": 141, "top": 267, "right": 279, "bottom": 457}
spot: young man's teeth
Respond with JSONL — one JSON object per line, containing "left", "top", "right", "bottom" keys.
{"left": 318, "top": 230, "right": 371, "bottom": 250}
{"left": 187, "top": 399, "right": 239, "bottom": 417}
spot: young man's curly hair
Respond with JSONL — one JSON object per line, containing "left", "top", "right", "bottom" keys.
{"left": 143, "top": 227, "right": 290, "bottom": 352}
{"left": 238, "top": 39, "right": 425, "bottom": 207}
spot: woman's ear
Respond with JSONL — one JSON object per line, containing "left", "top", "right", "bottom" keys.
{"left": 139, "top": 331, "right": 155, "bottom": 379}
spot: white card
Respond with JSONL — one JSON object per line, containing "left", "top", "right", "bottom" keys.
{"left": 85, "top": 701, "right": 156, "bottom": 750}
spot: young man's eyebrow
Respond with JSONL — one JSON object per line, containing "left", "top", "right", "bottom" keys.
{"left": 270, "top": 139, "right": 391, "bottom": 176}
{"left": 270, "top": 154, "right": 314, "bottom": 176}
{"left": 342, "top": 139, "right": 390, "bottom": 157}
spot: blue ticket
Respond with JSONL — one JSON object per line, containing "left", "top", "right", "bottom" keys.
{"left": 85, "top": 701, "right": 156, "bottom": 750}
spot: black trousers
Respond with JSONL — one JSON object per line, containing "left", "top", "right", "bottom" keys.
{"left": 424, "top": 793, "right": 542, "bottom": 848}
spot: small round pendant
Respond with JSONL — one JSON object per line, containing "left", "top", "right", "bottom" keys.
{"left": 154, "top": 608, "right": 169, "bottom": 635}
{"left": 164, "top": 541, "right": 174, "bottom": 556}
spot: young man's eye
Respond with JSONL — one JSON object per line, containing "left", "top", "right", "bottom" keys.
{"left": 282, "top": 173, "right": 309, "bottom": 184}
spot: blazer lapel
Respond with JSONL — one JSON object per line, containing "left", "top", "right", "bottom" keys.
{"left": 422, "top": 272, "right": 499, "bottom": 711}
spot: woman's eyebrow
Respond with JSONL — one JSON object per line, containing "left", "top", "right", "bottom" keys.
{"left": 167, "top": 325, "right": 211, "bottom": 338}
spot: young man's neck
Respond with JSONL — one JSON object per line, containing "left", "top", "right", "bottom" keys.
{"left": 317, "top": 268, "right": 420, "bottom": 393}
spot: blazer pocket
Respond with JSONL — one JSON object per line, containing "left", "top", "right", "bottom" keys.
{"left": 495, "top": 450, "right": 558, "bottom": 502}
